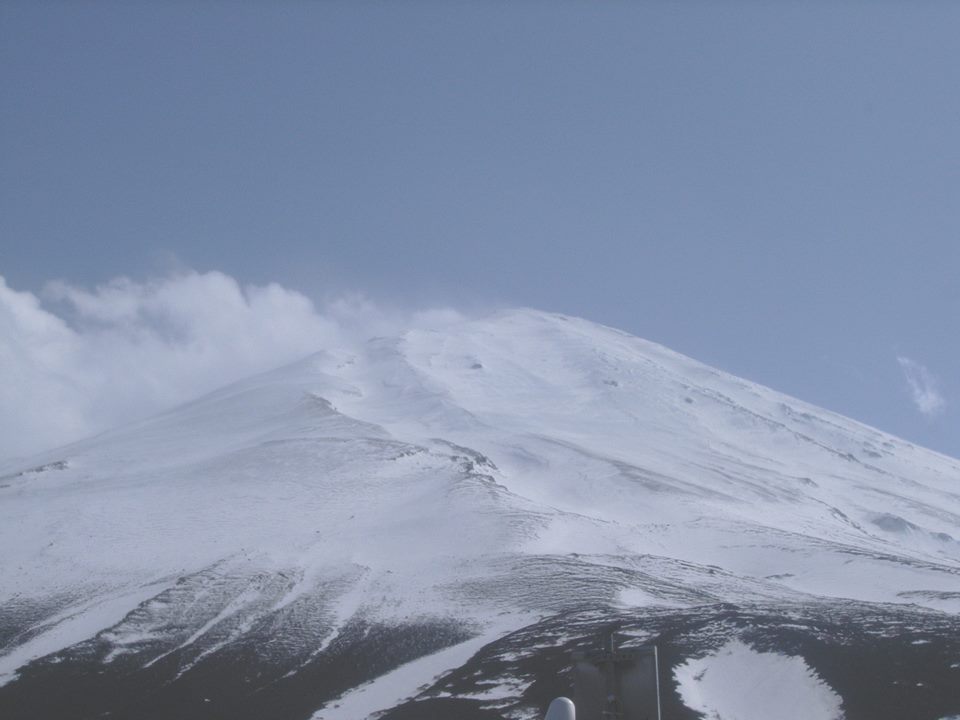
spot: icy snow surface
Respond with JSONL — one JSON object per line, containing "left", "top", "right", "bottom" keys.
{"left": 1, "top": 309, "right": 959, "bottom": 716}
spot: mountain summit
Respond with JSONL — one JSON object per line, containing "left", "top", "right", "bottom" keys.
{"left": 2, "top": 309, "right": 959, "bottom": 720}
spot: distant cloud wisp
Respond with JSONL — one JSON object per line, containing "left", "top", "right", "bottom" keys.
{"left": 896, "top": 356, "right": 946, "bottom": 418}
{"left": 0, "top": 271, "right": 461, "bottom": 462}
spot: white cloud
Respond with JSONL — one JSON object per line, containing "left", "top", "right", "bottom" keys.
{"left": 897, "top": 356, "right": 946, "bottom": 418}
{"left": 0, "top": 271, "right": 461, "bottom": 462}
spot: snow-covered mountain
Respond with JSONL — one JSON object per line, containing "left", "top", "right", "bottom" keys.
{"left": 2, "top": 309, "right": 958, "bottom": 720}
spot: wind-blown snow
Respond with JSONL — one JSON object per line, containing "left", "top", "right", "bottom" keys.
{"left": 1, "top": 308, "right": 959, "bottom": 712}
{"left": 674, "top": 640, "right": 844, "bottom": 720}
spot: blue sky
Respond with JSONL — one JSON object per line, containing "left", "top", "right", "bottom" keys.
{"left": 2, "top": 2, "right": 958, "bottom": 459}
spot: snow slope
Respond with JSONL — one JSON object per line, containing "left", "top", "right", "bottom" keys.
{"left": 1, "top": 309, "right": 958, "bottom": 719}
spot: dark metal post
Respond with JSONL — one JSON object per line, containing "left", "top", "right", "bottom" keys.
{"left": 573, "top": 632, "right": 661, "bottom": 720}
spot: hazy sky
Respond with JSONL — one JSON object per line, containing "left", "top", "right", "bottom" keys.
{"left": 2, "top": 2, "right": 959, "bottom": 460}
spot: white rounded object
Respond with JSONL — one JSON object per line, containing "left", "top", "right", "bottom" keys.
{"left": 544, "top": 696, "right": 576, "bottom": 720}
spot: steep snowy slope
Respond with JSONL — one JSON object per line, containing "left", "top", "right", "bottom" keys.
{"left": 1, "top": 309, "right": 958, "bottom": 720}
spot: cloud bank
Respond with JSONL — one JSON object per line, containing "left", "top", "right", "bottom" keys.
{"left": 0, "top": 271, "right": 460, "bottom": 462}
{"left": 897, "top": 356, "right": 946, "bottom": 418}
